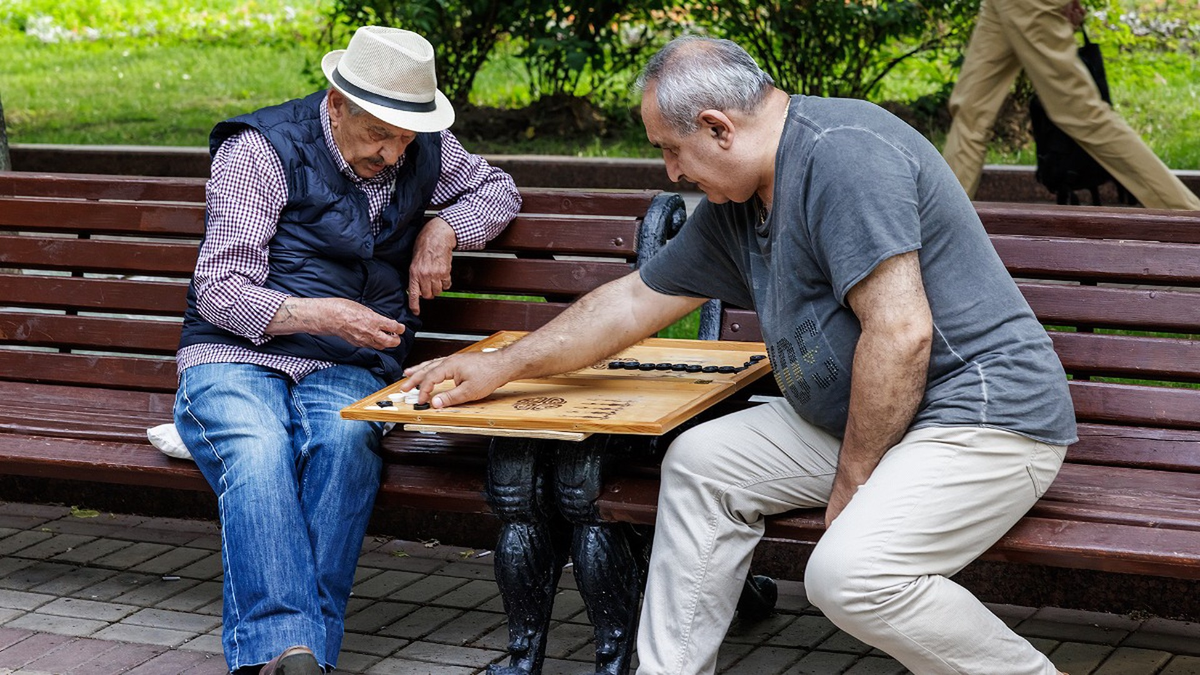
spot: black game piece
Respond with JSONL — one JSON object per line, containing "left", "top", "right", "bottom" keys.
{"left": 717, "top": 366, "right": 736, "bottom": 373}
{"left": 376, "top": 400, "right": 393, "bottom": 407}
{"left": 750, "top": 354, "right": 767, "bottom": 362}
{"left": 655, "top": 363, "right": 672, "bottom": 370}
{"left": 638, "top": 363, "right": 656, "bottom": 371}
{"left": 413, "top": 402, "right": 431, "bottom": 411}
{"left": 671, "top": 364, "right": 688, "bottom": 371}
{"left": 702, "top": 365, "right": 718, "bottom": 373}
{"left": 686, "top": 364, "right": 703, "bottom": 373}
{"left": 608, "top": 361, "right": 623, "bottom": 369}
{"left": 623, "top": 361, "right": 641, "bottom": 369}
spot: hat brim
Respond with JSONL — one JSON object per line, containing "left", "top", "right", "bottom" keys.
{"left": 322, "top": 50, "right": 455, "bottom": 133}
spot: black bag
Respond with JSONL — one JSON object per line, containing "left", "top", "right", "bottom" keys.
{"left": 1029, "top": 29, "right": 1135, "bottom": 205}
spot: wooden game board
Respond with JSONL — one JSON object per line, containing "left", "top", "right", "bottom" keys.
{"left": 341, "top": 331, "right": 771, "bottom": 440}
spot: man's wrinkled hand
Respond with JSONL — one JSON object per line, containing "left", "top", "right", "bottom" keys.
{"left": 322, "top": 297, "right": 406, "bottom": 350}
{"left": 1061, "top": 0, "right": 1085, "bottom": 29}
{"left": 400, "top": 352, "right": 511, "bottom": 409}
{"left": 408, "top": 217, "right": 457, "bottom": 314}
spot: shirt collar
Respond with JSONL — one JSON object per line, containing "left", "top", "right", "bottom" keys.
{"left": 320, "top": 97, "right": 401, "bottom": 186}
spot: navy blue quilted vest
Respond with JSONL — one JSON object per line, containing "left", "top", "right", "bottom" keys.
{"left": 179, "top": 91, "right": 442, "bottom": 382}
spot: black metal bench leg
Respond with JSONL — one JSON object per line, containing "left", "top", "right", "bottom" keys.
{"left": 485, "top": 438, "right": 571, "bottom": 675}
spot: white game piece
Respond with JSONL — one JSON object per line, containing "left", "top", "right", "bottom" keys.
{"left": 482, "top": 347, "right": 499, "bottom": 352}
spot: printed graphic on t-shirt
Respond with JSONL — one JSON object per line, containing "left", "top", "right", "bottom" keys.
{"left": 767, "top": 319, "right": 841, "bottom": 407}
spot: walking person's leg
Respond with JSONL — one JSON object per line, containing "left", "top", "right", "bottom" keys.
{"left": 943, "top": 0, "right": 1024, "bottom": 197}
{"left": 805, "top": 426, "right": 1066, "bottom": 675}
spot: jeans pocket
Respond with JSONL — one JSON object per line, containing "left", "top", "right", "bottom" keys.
{"left": 1026, "top": 442, "right": 1067, "bottom": 498}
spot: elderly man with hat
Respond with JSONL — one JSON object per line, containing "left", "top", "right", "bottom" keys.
{"left": 172, "top": 26, "right": 521, "bottom": 675}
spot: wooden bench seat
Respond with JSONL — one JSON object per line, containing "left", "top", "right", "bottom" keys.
{"left": 2, "top": 171, "right": 1199, "bottom": 603}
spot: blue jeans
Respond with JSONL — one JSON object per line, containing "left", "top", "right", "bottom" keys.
{"left": 174, "top": 363, "right": 386, "bottom": 672}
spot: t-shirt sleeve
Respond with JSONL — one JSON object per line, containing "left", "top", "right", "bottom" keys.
{"left": 637, "top": 199, "right": 756, "bottom": 310}
{"left": 804, "top": 127, "right": 923, "bottom": 306}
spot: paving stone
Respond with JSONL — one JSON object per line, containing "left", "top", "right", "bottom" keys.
{"left": 178, "top": 654, "right": 231, "bottom": 674}
{"left": 1123, "top": 618, "right": 1200, "bottom": 657}
{"left": 357, "top": 551, "right": 448, "bottom": 574}
{"left": 474, "top": 623, "right": 510, "bottom": 652}
{"left": 0, "top": 504, "right": 69, "bottom": 520}
{"left": 136, "top": 517, "right": 218, "bottom": 535}
{"left": 385, "top": 540, "right": 483, "bottom": 563}
{"left": 392, "top": 641, "right": 505, "bottom": 668}
{"left": 1020, "top": 608, "right": 1143, "bottom": 646}
{"left": 93, "top": 622, "right": 195, "bottom": 647}
{"left": 1049, "top": 641, "right": 1115, "bottom": 675}
{"left": 843, "top": 655, "right": 908, "bottom": 674}
{"left": 0, "top": 562, "right": 78, "bottom": 591}
{"left": 129, "top": 546, "right": 211, "bottom": 575}
{"left": 112, "top": 575, "right": 202, "bottom": 607}
{"left": 429, "top": 579, "right": 500, "bottom": 610}
{"left": 0, "top": 590, "right": 54, "bottom": 612}
{"left": 476, "top": 594, "right": 505, "bottom": 614}
{"left": 92, "top": 542, "right": 175, "bottom": 570}
{"left": 354, "top": 566, "right": 384, "bottom": 585}
{"left": 768, "top": 614, "right": 839, "bottom": 649}
{"left": 725, "top": 612, "right": 795, "bottom": 645}
{"left": 71, "top": 572, "right": 157, "bottom": 602}
{"left": 380, "top": 606, "right": 464, "bottom": 640}
{"left": 341, "top": 632, "right": 407, "bottom": 657}
{"left": 5, "top": 612, "right": 106, "bottom": 637}
{"left": 50, "top": 538, "right": 133, "bottom": 565}
{"left": 62, "top": 641, "right": 163, "bottom": 674}
{"left": 365, "top": 657, "right": 476, "bottom": 675}
{"left": 121, "top": 648, "right": 214, "bottom": 674}
{"left": 0, "top": 632, "right": 72, "bottom": 669}
{"left": 1029, "top": 637, "right": 1062, "bottom": 656}
{"left": 780, "top": 650, "right": 860, "bottom": 675}
{"left": 544, "top": 621, "right": 593, "bottom": 659}
{"left": 336, "top": 650, "right": 384, "bottom": 674}
{"left": 542, "top": 656, "right": 594, "bottom": 675}
{"left": 436, "top": 557, "right": 496, "bottom": 582}
{"left": 0, "top": 515, "right": 53, "bottom": 532}
{"left": 123, "top": 607, "right": 221, "bottom": 633}
{"left": 709, "top": 642, "right": 752, "bottom": 672}
{"left": 725, "top": 645, "right": 804, "bottom": 675}
{"left": 549, "top": 589, "right": 586, "bottom": 623}
{"left": 425, "top": 610, "right": 506, "bottom": 647}
{"left": 171, "top": 553, "right": 225, "bottom": 580}
{"left": 104, "top": 527, "right": 201, "bottom": 547}
{"left": 773, "top": 579, "right": 811, "bottom": 614}
{"left": 154, "top": 580, "right": 224, "bottom": 613}
{"left": 1092, "top": 646, "right": 1172, "bottom": 674}
{"left": 196, "top": 598, "right": 224, "bottom": 617}
{"left": 0, "top": 608, "right": 25, "bottom": 624}
{"left": 0, "top": 560, "right": 34, "bottom": 582}
{"left": 0, "top": 627, "right": 34, "bottom": 651}
{"left": 346, "top": 601, "right": 419, "bottom": 634}
{"left": 0, "top": 532, "right": 54, "bottom": 557}
{"left": 354, "top": 570, "right": 425, "bottom": 599}
{"left": 986, "top": 602, "right": 1040, "bottom": 628}
{"left": 21, "top": 637, "right": 119, "bottom": 673}
{"left": 36, "top": 597, "right": 137, "bottom": 622}
{"left": 178, "top": 633, "right": 224, "bottom": 654}
{"left": 1161, "top": 656, "right": 1200, "bottom": 675}
{"left": 7, "top": 535, "right": 96, "bottom": 562}
{"left": 27, "top": 566, "right": 117, "bottom": 597}
{"left": 183, "top": 534, "right": 223, "bottom": 551}
{"left": 817, "top": 630, "right": 875, "bottom": 655}
{"left": 388, "top": 575, "right": 466, "bottom": 605}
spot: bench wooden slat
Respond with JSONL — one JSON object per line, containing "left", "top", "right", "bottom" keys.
{"left": 1071, "top": 423, "right": 1200, "bottom": 472}
{"left": 0, "top": 198, "right": 205, "bottom": 236}
{"left": 451, "top": 257, "right": 630, "bottom": 296}
{"left": 992, "top": 235, "right": 1200, "bottom": 285}
{"left": 419, "top": 297, "right": 569, "bottom": 334}
{"left": 1069, "top": 380, "right": 1200, "bottom": 430}
{"left": 512, "top": 189, "right": 661, "bottom": 218}
{"left": 478, "top": 217, "right": 639, "bottom": 256}
{"left": 0, "top": 381, "right": 175, "bottom": 413}
{"left": 1020, "top": 282, "right": 1200, "bottom": 333}
{"left": 976, "top": 201, "right": 1200, "bottom": 244}
{"left": 0, "top": 235, "right": 198, "bottom": 276}
{"left": 0, "top": 173, "right": 207, "bottom": 203}
{"left": 0, "top": 313, "right": 181, "bottom": 353}
{"left": 0, "top": 273, "right": 189, "bottom": 315}
{"left": 0, "top": 352, "right": 178, "bottom": 392}
{"left": 1049, "top": 332, "right": 1200, "bottom": 381}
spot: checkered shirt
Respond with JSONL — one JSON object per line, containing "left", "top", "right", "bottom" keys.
{"left": 177, "top": 99, "right": 522, "bottom": 382}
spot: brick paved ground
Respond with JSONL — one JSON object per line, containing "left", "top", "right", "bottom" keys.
{"left": 1, "top": 501, "right": 1198, "bottom": 675}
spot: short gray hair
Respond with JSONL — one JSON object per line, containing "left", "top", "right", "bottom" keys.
{"left": 331, "top": 88, "right": 368, "bottom": 117}
{"left": 635, "top": 36, "right": 774, "bottom": 135}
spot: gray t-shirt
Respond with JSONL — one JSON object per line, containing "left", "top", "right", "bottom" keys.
{"left": 640, "top": 96, "right": 1077, "bottom": 445}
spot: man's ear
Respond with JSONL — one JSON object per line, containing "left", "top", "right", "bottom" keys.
{"left": 327, "top": 89, "right": 345, "bottom": 125}
{"left": 697, "top": 109, "right": 734, "bottom": 148}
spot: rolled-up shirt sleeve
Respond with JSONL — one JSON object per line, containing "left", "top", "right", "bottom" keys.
{"left": 431, "top": 130, "right": 522, "bottom": 250}
{"left": 194, "top": 129, "right": 290, "bottom": 344}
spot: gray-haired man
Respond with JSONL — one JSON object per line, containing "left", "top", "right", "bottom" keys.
{"left": 401, "top": 36, "right": 1075, "bottom": 675}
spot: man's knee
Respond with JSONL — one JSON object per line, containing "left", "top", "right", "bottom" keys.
{"left": 804, "top": 538, "right": 873, "bottom": 624}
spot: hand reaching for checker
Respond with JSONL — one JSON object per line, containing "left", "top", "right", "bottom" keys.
{"left": 400, "top": 351, "right": 514, "bottom": 409}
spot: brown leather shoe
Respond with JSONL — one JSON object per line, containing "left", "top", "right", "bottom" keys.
{"left": 259, "top": 646, "right": 321, "bottom": 675}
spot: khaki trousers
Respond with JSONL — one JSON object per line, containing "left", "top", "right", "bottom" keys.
{"left": 635, "top": 399, "right": 1066, "bottom": 675}
{"left": 942, "top": 0, "right": 1200, "bottom": 210}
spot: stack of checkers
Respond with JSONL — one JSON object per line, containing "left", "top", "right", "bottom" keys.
{"left": 376, "top": 391, "right": 431, "bottom": 411}
{"left": 608, "top": 354, "right": 766, "bottom": 374}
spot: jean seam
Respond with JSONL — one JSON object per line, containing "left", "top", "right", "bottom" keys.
{"left": 180, "top": 370, "right": 244, "bottom": 668}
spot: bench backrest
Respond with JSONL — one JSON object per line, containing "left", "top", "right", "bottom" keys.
{"left": 0, "top": 171, "right": 684, "bottom": 393}
{"left": 704, "top": 202, "right": 1200, "bottom": 472}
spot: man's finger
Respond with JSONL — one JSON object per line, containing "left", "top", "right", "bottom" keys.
{"left": 408, "top": 282, "right": 422, "bottom": 315}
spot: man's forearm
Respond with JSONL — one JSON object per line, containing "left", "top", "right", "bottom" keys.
{"left": 838, "top": 326, "right": 930, "bottom": 483}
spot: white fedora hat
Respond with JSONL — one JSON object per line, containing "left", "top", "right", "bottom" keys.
{"left": 322, "top": 26, "right": 455, "bottom": 133}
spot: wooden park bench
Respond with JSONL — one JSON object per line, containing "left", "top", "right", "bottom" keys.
{"left": 1, "top": 171, "right": 1198, "bottom": 615}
